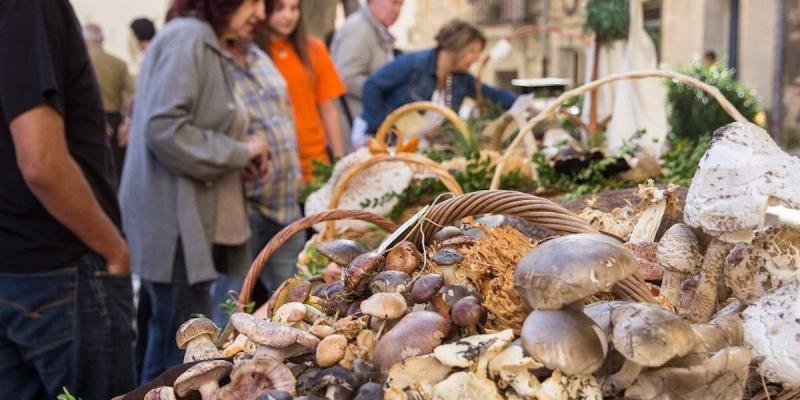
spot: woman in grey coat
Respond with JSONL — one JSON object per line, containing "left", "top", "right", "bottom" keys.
{"left": 119, "top": 0, "right": 269, "bottom": 382}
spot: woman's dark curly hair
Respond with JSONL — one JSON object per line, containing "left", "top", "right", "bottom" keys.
{"left": 166, "top": 0, "right": 245, "bottom": 35}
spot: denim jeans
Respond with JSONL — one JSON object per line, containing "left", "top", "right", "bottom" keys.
{"left": 138, "top": 244, "right": 212, "bottom": 384}
{"left": 210, "top": 212, "right": 304, "bottom": 327}
{"left": 0, "top": 253, "right": 136, "bottom": 400}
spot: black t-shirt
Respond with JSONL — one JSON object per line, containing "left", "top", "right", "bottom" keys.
{"left": 0, "top": 0, "right": 121, "bottom": 273}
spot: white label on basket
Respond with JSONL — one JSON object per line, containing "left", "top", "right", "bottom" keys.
{"left": 377, "top": 205, "right": 430, "bottom": 254}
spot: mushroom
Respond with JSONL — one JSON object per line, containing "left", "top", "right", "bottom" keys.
{"left": 521, "top": 308, "right": 608, "bottom": 375}
{"left": 450, "top": 296, "right": 486, "bottom": 334}
{"left": 309, "top": 324, "right": 335, "bottom": 339}
{"left": 173, "top": 359, "right": 232, "bottom": 400}
{"left": 439, "top": 283, "right": 483, "bottom": 308}
{"left": 685, "top": 239, "right": 733, "bottom": 322}
{"left": 256, "top": 390, "right": 294, "bottom": 400}
{"left": 514, "top": 233, "right": 638, "bottom": 309}
{"left": 353, "top": 382, "right": 383, "bottom": 400}
{"left": 339, "top": 329, "right": 376, "bottom": 368}
{"left": 433, "top": 226, "right": 462, "bottom": 243}
{"left": 300, "top": 366, "right": 358, "bottom": 400}
{"left": 344, "top": 252, "right": 384, "bottom": 293}
{"left": 431, "top": 371, "right": 502, "bottom": 400}
{"left": 535, "top": 370, "right": 603, "bottom": 400}
{"left": 176, "top": 318, "right": 222, "bottom": 362}
{"left": 143, "top": 386, "right": 176, "bottom": 400}
{"left": 230, "top": 312, "right": 319, "bottom": 362}
{"left": 372, "top": 311, "right": 451, "bottom": 373}
{"left": 368, "top": 270, "right": 411, "bottom": 294}
{"left": 385, "top": 241, "right": 422, "bottom": 275}
{"left": 656, "top": 224, "right": 703, "bottom": 305}
{"left": 273, "top": 302, "right": 307, "bottom": 325}
{"left": 431, "top": 249, "right": 463, "bottom": 285}
{"left": 384, "top": 354, "right": 452, "bottom": 400}
{"left": 433, "top": 329, "right": 514, "bottom": 372}
{"left": 359, "top": 292, "right": 407, "bottom": 337}
{"left": 725, "top": 226, "right": 800, "bottom": 304}
{"left": 215, "top": 356, "right": 297, "bottom": 398}
{"left": 316, "top": 239, "right": 368, "bottom": 266}
{"left": 487, "top": 339, "right": 544, "bottom": 398}
{"left": 684, "top": 122, "right": 800, "bottom": 243}
{"left": 411, "top": 274, "right": 448, "bottom": 318}
{"left": 742, "top": 282, "right": 800, "bottom": 385}
{"left": 316, "top": 334, "right": 348, "bottom": 368}
{"left": 624, "top": 241, "right": 665, "bottom": 281}
{"left": 624, "top": 347, "right": 752, "bottom": 400}
{"left": 288, "top": 280, "right": 313, "bottom": 304}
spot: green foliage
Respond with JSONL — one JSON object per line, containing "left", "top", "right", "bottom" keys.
{"left": 300, "top": 159, "right": 335, "bottom": 202}
{"left": 666, "top": 61, "right": 762, "bottom": 140}
{"left": 219, "top": 296, "right": 255, "bottom": 318}
{"left": 657, "top": 134, "right": 709, "bottom": 186}
{"left": 299, "top": 246, "right": 330, "bottom": 278}
{"left": 585, "top": 0, "right": 629, "bottom": 43}
{"left": 532, "top": 153, "right": 628, "bottom": 200}
{"left": 58, "top": 387, "right": 80, "bottom": 400}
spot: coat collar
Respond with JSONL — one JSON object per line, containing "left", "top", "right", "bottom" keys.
{"left": 359, "top": 6, "right": 396, "bottom": 45}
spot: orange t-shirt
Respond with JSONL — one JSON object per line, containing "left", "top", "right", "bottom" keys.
{"left": 270, "top": 37, "right": 346, "bottom": 183}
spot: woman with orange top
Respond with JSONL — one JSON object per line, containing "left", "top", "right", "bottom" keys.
{"left": 260, "top": 0, "right": 346, "bottom": 183}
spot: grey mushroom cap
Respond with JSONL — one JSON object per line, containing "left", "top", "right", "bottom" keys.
{"left": 514, "top": 233, "right": 638, "bottom": 309}
{"left": 369, "top": 270, "right": 412, "bottom": 294}
{"left": 230, "top": 312, "right": 319, "bottom": 350}
{"left": 316, "top": 239, "right": 368, "bottom": 266}
{"left": 521, "top": 308, "right": 608, "bottom": 375}
{"left": 173, "top": 359, "right": 232, "bottom": 397}
{"left": 611, "top": 303, "right": 696, "bottom": 367}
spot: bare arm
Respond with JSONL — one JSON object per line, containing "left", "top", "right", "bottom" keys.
{"left": 318, "top": 99, "right": 345, "bottom": 158}
{"left": 10, "top": 104, "right": 129, "bottom": 274}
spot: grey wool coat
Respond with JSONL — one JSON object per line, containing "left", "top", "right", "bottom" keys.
{"left": 120, "top": 17, "right": 251, "bottom": 285}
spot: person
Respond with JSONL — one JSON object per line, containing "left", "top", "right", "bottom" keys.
{"left": 131, "top": 18, "right": 157, "bottom": 52}
{"left": 703, "top": 50, "right": 717, "bottom": 66}
{"left": 357, "top": 19, "right": 517, "bottom": 141}
{"left": 210, "top": 18, "right": 305, "bottom": 326}
{"left": 260, "top": 0, "right": 347, "bottom": 183}
{"left": 84, "top": 23, "right": 135, "bottom": 188}
{"left": 330, "top": 0, "right": 404, "bottom": 142}
{"left": 119, "top": 0, "right": 270, "bottom": 383}
{"left": 0, "top": 0, "right": 136, "bottom": 398}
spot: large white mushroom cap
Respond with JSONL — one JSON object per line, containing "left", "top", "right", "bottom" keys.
{"left": 305, "top": 148, "right": 413, "bottom": 232}
{"left": 684, "top": 122, "right": 800, "bottom": 243}
{"left": 742, "top": 282, "right": 800, "bottom": 385}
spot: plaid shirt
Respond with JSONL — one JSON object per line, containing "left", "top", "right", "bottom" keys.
{"left": 230, "top": 44, "right": 303, "bottom": 224}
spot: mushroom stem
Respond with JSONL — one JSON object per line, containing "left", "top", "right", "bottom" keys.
{"left": 222, "top": 334, "right": 249, "bottom": 357}
{"left": 375, "top": 319, "right": 387, "bottom": 341}
{"left": 440, "top": 265, "right": 457, "bottom": 286}
{"left": 660, "top": 270, "right": 683, "bottom": 305}
{"left": 198, "top": 382, "right": 220, "bottom": 400}
{"left": 430, "top": 296, "right": 450, "bottom": 319}
{"left": 687, "top": 240, "right": 733, "bottom": 323}
{"left": 603, "top": 359, "right": 643, "bottom": 395}
{"left": 185, "top": 335, "right": 221, "bottom": 363}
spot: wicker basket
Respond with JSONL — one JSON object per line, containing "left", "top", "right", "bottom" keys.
{"left": 374, "top": 100, "right": 471, "bottom": 146}
{"left": 406, "top": 190, "right": 657, "bottom": 304}
{"left": 237, "top": 209, "right": 397, "bottom": 311}
{"left": 489, "top": 69, "right": 749, "bottom": 189}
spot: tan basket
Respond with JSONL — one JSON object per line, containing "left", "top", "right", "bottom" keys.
{"left": 238, "top": 209, "right": 397, "bottom": 310}
{"left": 374, "top": 101, "right": 471, "bottom": 145}
{"left": 489, "top": 69, "right": 749, "bottom": 189}
{"left": 406, "top": 190, "right": 657, "bottom": 304}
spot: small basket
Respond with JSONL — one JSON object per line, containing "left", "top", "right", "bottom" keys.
{"left": 407, "top": 190, "right": 657, "bottom": 304}
{"left": 237, "top": 209, "right": 397, "bottom": 310}
{"left": 490, "top": 69, "right": 749, "bottom": 189}
{"left": 374, "top": 101, "right": 471, "bottom": 146}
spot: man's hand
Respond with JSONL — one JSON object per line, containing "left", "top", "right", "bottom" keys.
{"left": 244, "top": 133, "right": 270, "bottom": 179}
{"left": 102, "top": 239, "right": 131, "bottom": 276}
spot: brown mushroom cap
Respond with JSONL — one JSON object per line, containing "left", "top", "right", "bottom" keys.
{"left": 273, "top": 302, "right": 308, "bottom": 324}
{"left": 656, "top": 224, "right": 702, "bottom": 275}
{"left": 521, "top": 308, "right": 608, "bottom": 375}
{"left": 450, "top": 296, "right": 486, "bottom": 330}
{"left": 385, "top": 241, "right": 422, "bottom": 275}
{"left": 176, "top": 318, "right": 218, "bottom": 349}
{"left": 174, "top": 359, "right": 232, "bottom": 397}
{"left": 230, "top": 312, "right": 319, "bottom": 350}
{"left": 514, "top": 233, "right": 637, "bottom": 309}
{"left": 369, "top": 270, "right": 412, "bottom": 294}
{"left": 611, "top": 303, "right": 696, "bottom": 367}
{"left": 360, "top": 292, "right": 407, "bottom": 320}
{"left": 317, "top": 239, "right": 368, "bottom": 266}
{"left": 345, "top": 252, "right": 384, "bottom": 292}
{"left": 372, "top": 311, "right": 451, "bottom": 373}
{"left": 316, "top": 334, "right": 349, "bottom": 368}
{"left": 411, "top": 274, "right": 445, "bottom": 304}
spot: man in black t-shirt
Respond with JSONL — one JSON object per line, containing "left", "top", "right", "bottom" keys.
{"left": 0, "top": 0, "right": 136, "bottom": 398}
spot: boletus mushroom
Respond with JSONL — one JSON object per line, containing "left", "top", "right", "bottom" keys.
{"left": 230, "top": 312, "right": 319, "bottom": 361}
{"left": 411, "top": 274, "right": 448, "bottom": 318}
{"left": 173, "top": 359, "right": 232, "bottom": 400}
{"left": 368, "top": 270, "right": 411, "bottom": 294}
{"left": 385, "top": 241, "right": 422, "bottom": 275}
{"left": 316, "top": 239, "right": 368, "bottom": 266}
{"left": 344, "top": 252, "right": 384, "bottom": 293}
{"left": 372, "top": 311, "right": 450, "bottom": 373}
{"left": 514, "top": 233, "right": 637, "bottom": 309}
{"left": 176, "top": 318, "right": 222, "bottom": 362}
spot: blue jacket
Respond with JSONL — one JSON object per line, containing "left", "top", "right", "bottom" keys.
{"left": 361, "top": 48, "right": 517, "bottom": 133}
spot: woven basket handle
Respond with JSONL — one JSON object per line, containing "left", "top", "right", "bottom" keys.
{"left": 324, "top": 153, "right": 464, "bottom": 240}
{"left": 238, "top": 209, "right": 397, "bottom": 309}
{"left": 374, "top": 101, "right": 471, "bottom": 145}
{"left": 490, "top": 69, "right": 749, "bottom": 189}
